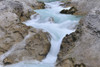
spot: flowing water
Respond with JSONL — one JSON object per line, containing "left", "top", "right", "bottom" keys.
{"left": 0, "top": 1, "right": 81, "bottom": 67}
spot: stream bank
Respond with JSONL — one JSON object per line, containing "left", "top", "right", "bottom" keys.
{"left": 57, "top": 0, "right": 100, "bottom": 67}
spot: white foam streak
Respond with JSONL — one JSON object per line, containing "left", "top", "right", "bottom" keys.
{"left": 0, "top": 32, "right": 34, "bottom": 66}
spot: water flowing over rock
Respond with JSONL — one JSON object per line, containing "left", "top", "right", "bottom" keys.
{"left": 1, "top": 0, "right": 100, "bottom": 67}
{"left": 63, "top": 0, "right": 100, "bottom": 15}
{"left": 22, "top": 1, "right": 81, "bottom": 67}
{"left": 60, "top": 7, "right": 77, "bottom": 14}
{"left": 0, "top": 0, "right": 49, "bottom": 65}
{"left": 0, "top": 0, "right": 45, "bottom": 54}
{"left": 3, "top": 29, "right": 50, "bottom": 64}
{"left": 0, "top": 0, "right": 81, "bottom": 66}
{"left": 57, "top": 7, "right": 100, "bottom": 67}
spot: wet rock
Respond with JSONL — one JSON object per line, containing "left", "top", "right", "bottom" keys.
{"left": 60, "top": 7, "right": 77, "bottom": 14}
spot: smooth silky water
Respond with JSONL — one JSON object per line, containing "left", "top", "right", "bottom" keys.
{"left": 0, "top": 1, "right": 81, "bottom": 67}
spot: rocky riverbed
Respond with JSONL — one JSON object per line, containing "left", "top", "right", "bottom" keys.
{"left": 0, "top": 0, "right": 100, "bottom": 67}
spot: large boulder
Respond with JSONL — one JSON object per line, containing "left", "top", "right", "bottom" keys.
{"left": 57, "top": 8, "right": 100, "bottom": 67}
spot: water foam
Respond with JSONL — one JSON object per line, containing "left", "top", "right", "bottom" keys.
{"left": 0, "top": 1, "right": 81, "bottom": 67}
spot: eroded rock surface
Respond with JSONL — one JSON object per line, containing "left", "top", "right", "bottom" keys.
{"left": 57, "top": 7, "right": 100, "bottom": 67}
{"left": 0, "top": 0, "right": 50, "bottom": 65}
{"left": 68, "top": 0, "right": 100, "bottom": 15}
{"left": 3, "top": 29, "right": 50, "bottom": 64}
{"left": 62, "top": 0, "right": 100, "bottom": 15}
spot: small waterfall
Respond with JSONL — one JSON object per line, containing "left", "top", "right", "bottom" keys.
{"left": 24, "top": 1, "right": 81, "bottom": 65}
{"left": 0, "top": 1, "right": 81, "bottom": 67}
{"left": 24, "top": 14, "right": 77, "bottom": 64}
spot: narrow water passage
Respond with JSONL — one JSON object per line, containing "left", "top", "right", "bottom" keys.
{"left": 0, "top": 1, "right": 81, "bottom": 67}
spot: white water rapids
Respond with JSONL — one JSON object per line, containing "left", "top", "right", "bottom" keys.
{"left": 0, "top": 1, "right": 81, "bottom": 67}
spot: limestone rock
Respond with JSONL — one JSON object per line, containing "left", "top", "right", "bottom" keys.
{"left": 0, "top": 0, "right": 45, "bottom": 22}
{"left": 57, "top": 58, "right": 74, "bottom": 67}
{"left": 3, "top": 30, "right": 50, "bottom": 64}
{"left": 0, "top": 1, "right": 23, "bottom": 17}
{"left": 0, "top": 11, "right": 30, "bottom": 55}
{"left": 60, "top": 1, "right": 72, "bottom": 7}
{"left": 58, "top": 8, "right": 100, "bottom": 67}
{"left": 31, "top": 2, "right": 45, "bottom": 9}
{"left": 0, "top": 0, "right": 50, "bottom": 65}
{"left": 71, "top": 0, "right": 100, "bottom": 14}
{"left": 58, "top": 0, "right": 100, "bottom": 66}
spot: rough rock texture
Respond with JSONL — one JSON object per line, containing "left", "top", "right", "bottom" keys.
{"left": 0, "top": 0, "right": 45, "bottom": 55}
{"left": 62, "top": 0, "right": 100, "bottom": 15}
{"left": 0, "top": 11, "right": 29, "bottom": 54}
{"left": 0, "top": 0, "right": 50, "bottom": 65}
{"left": 57, "top": 18, "right": 82, "bottom": 67}
{"left": 57, "top": 58, "right": 74, "bottom": 67}
{"left": 3, "top": 29, "right": 50, "bottom": 64}
{"left": 57, "top": 7, "right": 100, "bottom": 67}
{"left": 0, "top": 0, "right": 45, "bottom": 22}
{"left": 71, "top": 0, "right": 100, "bottom": 15}
{"left": 57, "top": 58, "right": 86, "bottom": 67}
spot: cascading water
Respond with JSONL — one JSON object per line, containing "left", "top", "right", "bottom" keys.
{"left": 0, "top": 1, "right": 81, "bottom": 67}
